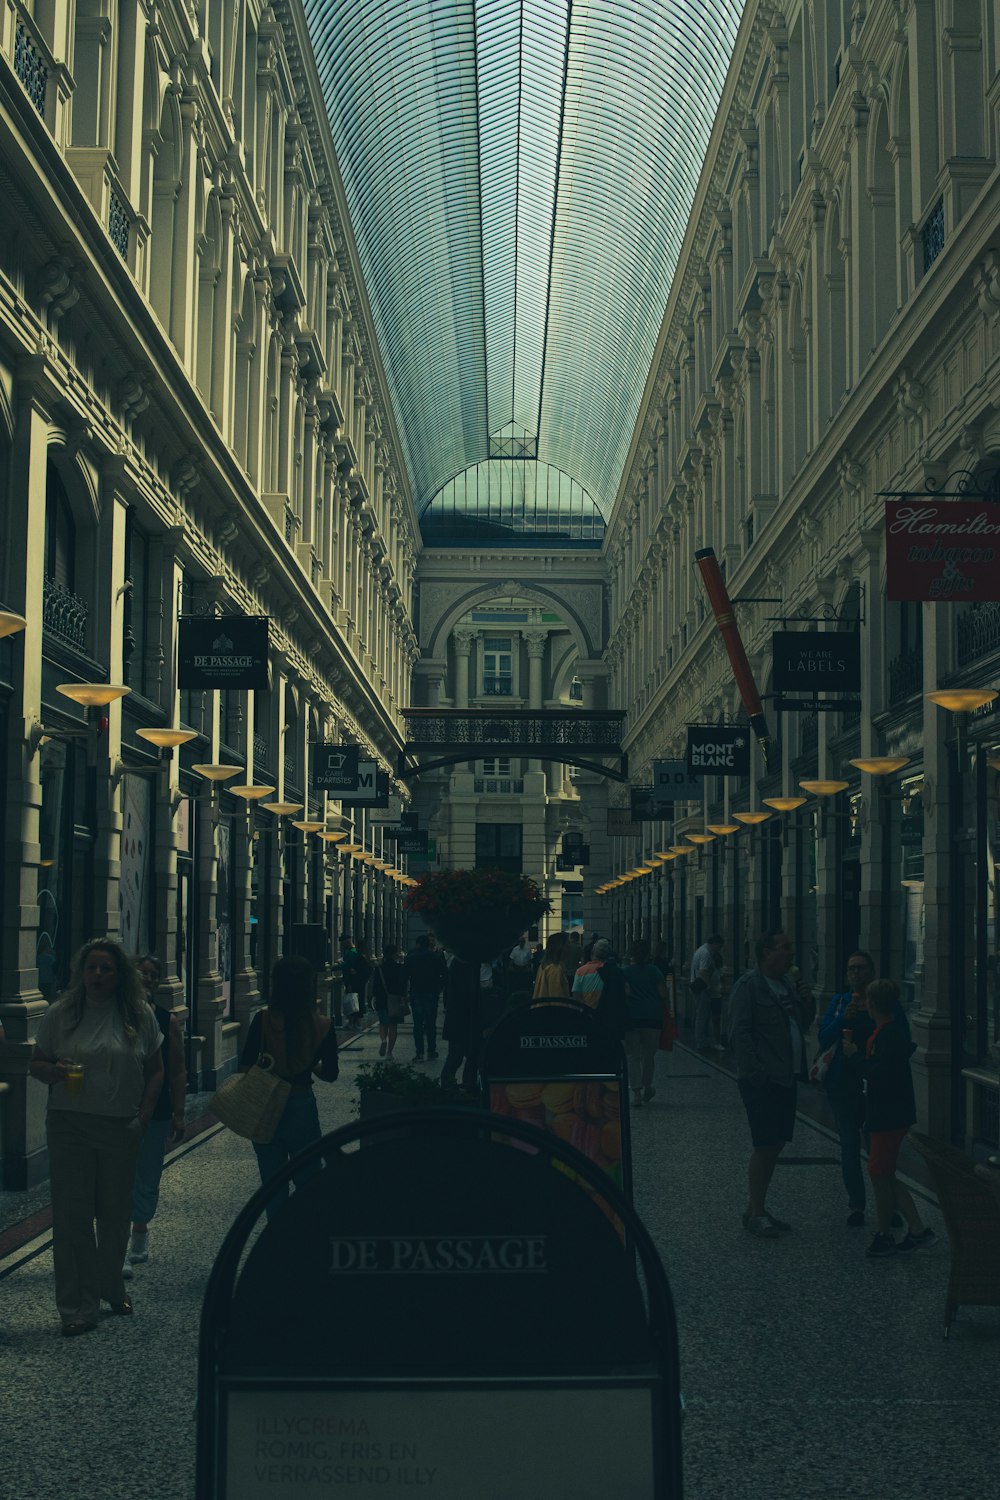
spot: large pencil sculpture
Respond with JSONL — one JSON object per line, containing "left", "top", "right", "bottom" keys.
{"left": 693, "top": 546, "right": 772, "bottom": 769}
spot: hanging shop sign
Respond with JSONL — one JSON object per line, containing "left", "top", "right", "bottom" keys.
{"left": 686, "top": 726, "right": 751, "bottom": 777}
{"left": 885, "top": 500, "right": 1000, "bottom": 600}
{"left": 177, "top": 616, "right": 269, "bottom": 691}
{"left": 630, "top": 787, "right": 662, "bottom": 822}
{"left": 341, "top": 768, "right": 390, "bottom": 807}
{"left": 772, "top": 630, "right": 861, "bottom": 692}
{"left": 652, "top": 758, "right": 701, "bottom": 804}
{"left": 397, "top": 830, "right": 429, "bottom": 855}
{"left": 607, "top": 806, "right": 640, "bottom": 838}
{"left": 311, "top": 745, "right": 360, "bottom": 792}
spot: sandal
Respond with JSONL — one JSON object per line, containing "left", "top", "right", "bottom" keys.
{"left": 61, "top": 1320, "right": 97, "bottom": 1338}
{"left": 107, "top": 1298, "right": 134, "bottom": 1316}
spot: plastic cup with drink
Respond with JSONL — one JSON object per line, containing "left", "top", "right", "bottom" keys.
{"left": 65, "top": 1062, "right": 84, "bottom": 1097}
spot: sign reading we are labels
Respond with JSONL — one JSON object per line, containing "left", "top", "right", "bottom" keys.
{"left": 885, "top": 500, "right": 1000, "bottom": 600}
{"left": 772, "top": 631, "right": 861, "bottom": 692}
{"left": 686, "top": 726, "right": 750, "bottom": 777}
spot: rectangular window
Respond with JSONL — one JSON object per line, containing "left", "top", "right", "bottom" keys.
{"left": 475, "top": 822, "right": 522, "bottom": 873}
{"left": 481, "top": 757, "right": 512, "bottom": 778}
{"left": 482, "top": 636, "right": 513, "bottom": 696}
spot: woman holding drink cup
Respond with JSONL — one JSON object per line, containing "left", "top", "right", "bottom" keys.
{"left": 30, "top": 939, "right": 163, "bottom": 1336}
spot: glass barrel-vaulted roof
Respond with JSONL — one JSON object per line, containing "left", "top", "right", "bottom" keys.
{"left": 304, "top": 0, "right": 745, "bottom": 523}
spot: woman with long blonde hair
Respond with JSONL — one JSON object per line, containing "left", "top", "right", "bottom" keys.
{"left": 31, "top": 938, "right": 163, "bottom": 1336}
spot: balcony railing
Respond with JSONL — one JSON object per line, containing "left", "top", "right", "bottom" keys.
{"left": 108, "top": 188, "right": 130, "bottom": 259}
{"left": 42, "top": 576, "right": 88, "bottom": 652}
{"left": 14, "top": 19, "right": 47, "bottom": 116}
{"left": 922, "top": 197, "right": 945, "bottom": 274}
{"left": 474, "top": 778, "right": 524, "bottom": 795}
{"left": 482, "top": 675, "right": 513, "bottom": 696}
{"left": 957, "top": 602, "right": 1000, "bottom": 667}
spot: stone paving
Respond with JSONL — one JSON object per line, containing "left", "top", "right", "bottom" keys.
{"left": 1, "top": 1016, "right": 998, "bottom": 1499}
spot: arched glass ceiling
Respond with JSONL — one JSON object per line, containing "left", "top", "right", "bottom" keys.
{"left": 304, "top": 0, "right": 744, "bottom": 519}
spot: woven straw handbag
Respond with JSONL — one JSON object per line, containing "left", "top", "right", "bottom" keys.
{"left": 210, "top": 1050, "right": 290, "bottom": 1144}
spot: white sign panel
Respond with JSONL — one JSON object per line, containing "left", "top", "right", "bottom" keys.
{"left": 225, "top": 1386, "right": 656, "bottom": 1498}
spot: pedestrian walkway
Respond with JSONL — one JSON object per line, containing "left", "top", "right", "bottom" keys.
{"left": 1, "top": 1025, "right": 997, "bottom": 1499}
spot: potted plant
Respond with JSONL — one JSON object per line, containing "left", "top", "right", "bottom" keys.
{"left": 403, "top": 868, "right": 549, "bottom": 963}
{"left": 354, "top": 1059, "right": 468, "bottom": 1124}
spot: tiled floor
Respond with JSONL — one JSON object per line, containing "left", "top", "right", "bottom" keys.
{"left": 1, "top": 1020, "right": 998, "bottom": 1499}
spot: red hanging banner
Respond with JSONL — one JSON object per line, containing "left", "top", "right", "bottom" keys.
{"left": 885, "top": 500, "right": 1000, "bottom": 600}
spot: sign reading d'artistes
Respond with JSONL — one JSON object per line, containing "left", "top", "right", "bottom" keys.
{"left": 885, "top": 500, "right": 1000, "bottom": 600}
{"left": 178, "top": 615, "right": 269, "bottom": 690}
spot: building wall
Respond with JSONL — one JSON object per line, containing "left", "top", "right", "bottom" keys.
{"left": 0, "top": 0, "right": 420, "bottom": 1186}
{"left": 602, "top": 0, "right": 1000, "bottom": 1145}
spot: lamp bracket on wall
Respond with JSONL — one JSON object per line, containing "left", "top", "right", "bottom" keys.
{"left": 27, "top": 722, "right": 90, "bottom": 754}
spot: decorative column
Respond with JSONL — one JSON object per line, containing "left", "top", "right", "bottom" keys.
{"left": 90, "top": 460, "right": 130, "bottom": 939}
{"left": 453, "top": 629, "right": 474, "bottom": 710}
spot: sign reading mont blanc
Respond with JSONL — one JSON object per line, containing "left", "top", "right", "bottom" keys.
{"left": 772, "top": 630, "right": 861, "bottom": 692}
{"left": 885, "top": 500, "right": 1000, "bottom": 600}
{"left": 177, "top": 616, "right": 269, "bottom": 690}
{"left": 686, "top": 726, "right": 750, "bottom": 777}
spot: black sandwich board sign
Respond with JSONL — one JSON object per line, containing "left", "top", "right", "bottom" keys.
{"left": 481, "top": 998, "right": 633, "bottom": 1209}
{"left": 772, "top": 630, "right": 861, "bottom": 693}
{"left": 178, "top": 616, "right": 269, "bottom": 691}
{"left": 196, "top": 1107, "right": 682, "bottom": 1498}
{"left": 686, "top": 725, "right": 750, "bottom": 777}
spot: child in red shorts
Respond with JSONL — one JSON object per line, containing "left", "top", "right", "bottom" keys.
{"left": 843, "top": 979, "right": 937, "bottom": 1258}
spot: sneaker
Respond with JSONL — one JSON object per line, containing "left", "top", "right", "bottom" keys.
{"left": 122, "top": 1259, "right": 134, "bottom": 1280}
{"left": 897, "top": 1228, "right": 938, "bottom": 1253}
{"left": 846, "top": 1210, "right": 866, "bottom": 1228}
{"left": 378, "top": 1041, "right": 387, "bottom": 1057}
{"left": 128, "top": 1231, "right": 149, "bottom": 1265}
{"left": 744, "top": 1214, "right": 783, "bottom": 1238}
{"left": 643, "top": 1086, "right": 656, "bottom": 1103}
{"left": 865, "top": 1232, "right": 898, "bottom": 1258}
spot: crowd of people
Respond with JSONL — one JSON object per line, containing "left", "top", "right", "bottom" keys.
{"left": 28, "top": 921, "right": 934, "bottom": 1335}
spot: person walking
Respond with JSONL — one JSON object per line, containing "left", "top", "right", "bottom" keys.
{"left": 572, "top": 938, "right": 628, "bottom": 1035}
{"left": 621, "top": 938, "right": 668, "bottom": 1106}
{"left": 728, "top": 930, "right": 815, "bottom": 1237}
{"left": 371, "top": 944, "right": 409, "bottom": 1060}
{"left": 440, "top": 956, "right": 479, "bottom": 1090}
{"left": 690, "top": 933, "right": 725, "bottom": 1050}
{"left": 532, "top": 932, "right": 570, "bottom": 997}
{"left": 240, "top": 956, "right": 339, "bottom": 1220}
{"left": 403, "top": 935, "right": 447, "bottom": 1061}
{"left": 30, "top": 939, "right": 164, "bottom": 1335}
{"left": 123, "top": 954, "right": 187, "bottom": 1278}
{"left": 843, "top": 979, "right": 937, "bottom": 1258}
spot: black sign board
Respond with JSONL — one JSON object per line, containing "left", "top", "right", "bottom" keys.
{"left": 772, "top": 630, "right": 861, "bottom": 693}
{"left": 401, "top": 811, "right": 419, "bottom": 829}
{"left": 196, "top": 1107, "right": 682, "bottom": 1499}
{"left": 311, "top": 744, "right": 360, "bottom": 792}
{"left": 178, "top": 616, "right": 269, "bottom": 691}
{"left": 630, "top": 786, "right": 663, "bottom": 822}
{"left": 686, "top": 725, "right": 751, "bottom": 777}
{"left": 341, "top": 769, "right": 390, "bottom": 808}
{"left": 652, "top": 758, "right": 701, "bottom": 805}
{"left": 397, "top": 830, "right": 429, "bottom": 855}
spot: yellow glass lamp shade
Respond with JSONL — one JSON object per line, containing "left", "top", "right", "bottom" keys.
{"left": 686, "top": 832, "right": 716, "bottom": 845}
{"left": 320, "top": 830, "right": 347, "bottom": 842}
{"left": 988, "top": 757, "right": 1000, "bottom": 772}
{"left": 927, "top": 688, "right": 997, "bottom": 713}
{"left": 192, "top": 763, "right": 243, "bottom": 782}
{"left": 136, "top": 727, "right": 197, "bottom": 749}
{"left": 763, "top": 796, "right": 808, "bottom": 812}
{"left": 656, "top": 851, "right": 680, "bottom": 861}
{"left": 706, "top": 823, "right": 740, "bottom": 835}
{"left": 39, "top": 858, "right": 55, "bottom": 868}
{"left": 57, "top": 682, "right": 131, "bottom": 707}
{"left": 668, "top": 845, "right": 690, "bottom": 855}
{"left": 849, "top": 756, "right": 911, "bottom": 776}
{"left": 228, "top": 784, "right": 277, "bottom": 801}
{"left": 733, "top": 810, "right": 771, "bottom": 825}
{"left": 291, "top": 820, "right": 324, "bottom": 833}
{"left": 260, "top": 801, "right": 304, "bottom": 815}
{"left": 0, "top": 609, "right": 27, "bottom": 638}
{"left": 799, "top": 779, "right": 849, "bottom": 797}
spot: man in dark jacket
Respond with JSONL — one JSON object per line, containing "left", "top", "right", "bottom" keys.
{"left": 404, "top": 935, "right": 448, "bottom": 1061}
{"left": 728, "top": 930, "right": 816, "bottom": 1237}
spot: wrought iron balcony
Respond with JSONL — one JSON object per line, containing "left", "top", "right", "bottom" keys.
{"left": 957, "top": 602, "right": 1000, "bottom": 668}
{"left": 42, "top": 576, "right": 89, "bottom": 652}
{"left": 108, "top": 189, "right": 130, "bottom": 259}
{"left": 888, "top": 645, "right": 924, "bottom": 706}
{"left": 482, "top": 674, "right": 513, "bottom": 696}
{"left": 14, "top": 19, "right": 47, "bottom": 116}
{"left": 474, "top": 778, "right": 524, "bottom": 795}
{"left": 922, "top": 197, "right": 945, "bottom": 274}
{"left": 401, "top": 707, "right": 628, "bottom": 782}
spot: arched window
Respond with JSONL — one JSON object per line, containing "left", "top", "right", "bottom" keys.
{"left": 45, "top": 463, "right": 75, "bottom": 591}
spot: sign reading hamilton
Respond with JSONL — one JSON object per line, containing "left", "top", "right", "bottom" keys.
{"left": 772, "top": 631, "right": 861, "bottom": 692}
{"left": 686, "top": 725, "right": 750, "bottom": 777}
{"left": 885, "top": 500, "right": 1000, "bottom": 600}
{"left": 178, "top": 616, "right": 269, "bottom": 691}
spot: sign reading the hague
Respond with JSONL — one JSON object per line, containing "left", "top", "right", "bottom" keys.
{"left": 653, "top": 758, "right": 701, "bottom": 804}
{"left": 686, "top": 725, "right": 750, "bottom": 776}
{"left": 772, "top": 630, "right": 861, "bottom": 692}
{"left": 178, "top": 616, "right": 269, "bottom": 691}
{"left": 885, "top": 499, "right": 1000, "bottom": 600}
{"left": 311, "top": 745, "right": 360, "bottom": 792}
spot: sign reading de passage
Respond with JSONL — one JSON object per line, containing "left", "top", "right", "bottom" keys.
{"left": 178, "top": 616, "right": 269, "bottom": 691}
{"left": 885, "top": 500, "right": 1000, "bottom": 600}
{"left": 772, "top": 630, "right": 861, "bottom": 692}
{"left": 686, "top": 726, "right": 750, "bottom": 776}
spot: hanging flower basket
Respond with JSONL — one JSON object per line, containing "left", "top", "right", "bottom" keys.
{"left": 403, "top": 869, "right": 549, "bottom": 964}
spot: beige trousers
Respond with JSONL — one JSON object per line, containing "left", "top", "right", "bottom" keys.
{"left": 47, "top": 1110, "right": 143, "bottom": 1324}
{"left": 624, "top": 1028, "right": 660, "bottom": 1091}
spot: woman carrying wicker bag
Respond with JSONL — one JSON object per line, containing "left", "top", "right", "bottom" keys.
{"left": 239, "top": 956, "right": 339, "bottom": 1219}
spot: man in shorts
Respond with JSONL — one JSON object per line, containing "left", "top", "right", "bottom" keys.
{"left": 728, "top": 930, "right": 815, "bottom": 1237}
